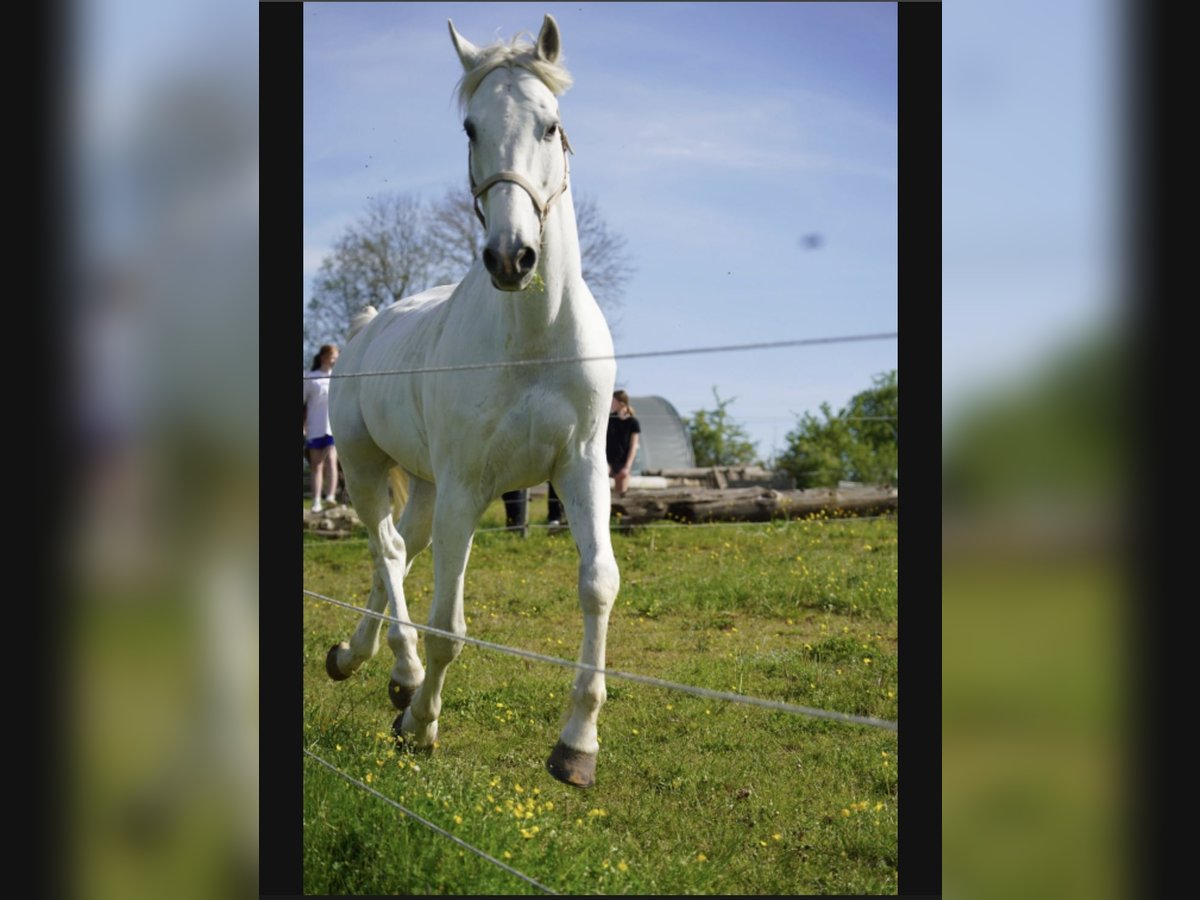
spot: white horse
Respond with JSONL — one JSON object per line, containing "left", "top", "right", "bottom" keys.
{"left": 324, "top": 15, "right": 619, "bottom": 788}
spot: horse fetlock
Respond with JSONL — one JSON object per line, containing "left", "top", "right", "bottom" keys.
{"left": 571, "top": 678, "right": 606, "bottom": 713}
{"left": 348, "top": 632, "right": 381, "bottom": 665}
{"left": 386, "top": 629, "right": 422, "bottom": 663}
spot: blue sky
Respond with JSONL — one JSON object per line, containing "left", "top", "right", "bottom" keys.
{"left": 304, "top": 2, "right": 897, "bottom": 460}
{"left": 942, "top": 0, "right": 1119, "bottom": 423}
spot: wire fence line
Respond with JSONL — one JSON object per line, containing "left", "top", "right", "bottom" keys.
{"left": 303, "top": 512, "right": 898, "bottom": 547}
{"left": 303, "top": 748, "right": 559, "bottom": 894}
{"left": 303, "top": 589, "right": 897, "bottom": 732}
{"left": 307, "top": 331, "right": 897, "bottom": 380}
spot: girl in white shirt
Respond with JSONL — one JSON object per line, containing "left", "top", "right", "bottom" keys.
{"left": 303, "top": 344, "right": 339, "bottom": 511}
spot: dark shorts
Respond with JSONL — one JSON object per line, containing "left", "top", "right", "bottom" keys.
{"left": 306, "top": 434, "right": 335, "bottom": 450}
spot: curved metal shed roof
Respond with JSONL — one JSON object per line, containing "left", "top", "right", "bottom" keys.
{"left": 627, "top": 395, "right": 695, "bottom": 473}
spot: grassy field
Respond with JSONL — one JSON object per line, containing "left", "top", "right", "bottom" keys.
{"left": 302, "top": 502, "right": 898, "bottom": 894}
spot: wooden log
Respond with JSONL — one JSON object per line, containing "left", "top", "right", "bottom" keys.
{"left": 610, "top": 485, "right": 897, "bottom": 526}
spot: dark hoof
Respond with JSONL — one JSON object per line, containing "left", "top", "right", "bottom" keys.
{"left": 546, "top": 740, "right": 597, "bottom": 788}
{"left": 325, "top": 642, "right": 351, "bottom": 681}
{"left": 388, "top": 678, "right": 416, "bottom": 711}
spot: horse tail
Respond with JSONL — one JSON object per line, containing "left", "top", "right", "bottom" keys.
{"left": 348, "top": 305, "right": 378, "bottom": 341}
{"left": 388, "top": 466, "right": 409, "bottom": 521}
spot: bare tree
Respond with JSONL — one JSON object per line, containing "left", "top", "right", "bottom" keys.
{"left": 306, "top": 193, "right": 442, "bottom": 349}
{"left": 573, "top": 194, "right": 633, "bottom": 324}
{"left": 427, "top": 187, "right": 480, "bottom": 285}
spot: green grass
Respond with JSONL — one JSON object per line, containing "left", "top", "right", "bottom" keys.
{"left": 303, "top": 503, "right": 898, "bottom": 894}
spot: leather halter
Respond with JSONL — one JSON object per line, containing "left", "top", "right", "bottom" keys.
{"left": 469, "top": 128, "right": 574, "bottom": 232}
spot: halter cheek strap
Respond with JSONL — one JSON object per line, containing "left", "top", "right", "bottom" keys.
{"left": 469, "top": 129, "right": 574, "bottom": 232}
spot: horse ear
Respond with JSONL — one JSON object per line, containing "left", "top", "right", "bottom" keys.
{"left": 448, "top": 19, "right": 482, "bottom": 72}
{"left": 536, "top": 14, "right": 562, "bottom": 63}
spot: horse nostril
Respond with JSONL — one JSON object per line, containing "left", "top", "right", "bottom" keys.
{"left": 516, "top": 247, "right": 538, "bottom": 275}
{"left": 482, "top": 247, "right": 500, "bottom": 274}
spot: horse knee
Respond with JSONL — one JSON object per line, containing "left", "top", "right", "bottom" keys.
{"left": 579, "top": 558, "right": 619, "bottom": 616}
{"left": 424, "top": 630, "right": 465, "bottom": 667}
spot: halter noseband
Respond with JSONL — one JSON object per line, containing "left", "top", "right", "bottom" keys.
{"left": 469, "top": 128, "right": 574, "bottom": 233}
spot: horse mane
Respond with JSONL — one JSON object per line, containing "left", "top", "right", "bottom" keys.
{"left": 455, "top": 34, "right": 573, "bottom": 113}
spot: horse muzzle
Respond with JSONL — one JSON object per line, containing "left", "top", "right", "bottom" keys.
{"left": 483, "top": 240, "right": 538, "bottom": 292}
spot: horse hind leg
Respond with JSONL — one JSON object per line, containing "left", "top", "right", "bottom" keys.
{"left": 325, "top": 461, "right": 424, "bottom": 702}
{"left": 384, "top": 475, "right": 435, "bottom": 715}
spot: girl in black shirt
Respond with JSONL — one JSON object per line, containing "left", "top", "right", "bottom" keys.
{"left": 607, "top": 390, "right": 641, "bottom": 496}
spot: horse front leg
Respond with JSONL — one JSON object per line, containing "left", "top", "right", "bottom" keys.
{"left": 546, "top": 455, "right": 620, "bottom": 787}
{"left": 394, "top": 486, "right": 482, "bottom": 749}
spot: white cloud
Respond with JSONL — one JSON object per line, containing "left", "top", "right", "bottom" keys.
{"left": 571, "top": 75, "right": 894, "bottom": 183}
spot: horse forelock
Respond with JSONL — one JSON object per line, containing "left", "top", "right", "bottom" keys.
{"left": 455, "top": 36, "right": 572, "bottom": 115}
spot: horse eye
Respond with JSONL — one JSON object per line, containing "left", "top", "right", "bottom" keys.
{"left": 545, "top": 123, "right": 558, "bottom": 140}
{"left": 463, "top": 121, "right": 476, "bottom": 141}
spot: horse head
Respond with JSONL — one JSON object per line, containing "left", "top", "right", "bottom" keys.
{"left": 449, "top": 15, "right": 573, "bottom": 292}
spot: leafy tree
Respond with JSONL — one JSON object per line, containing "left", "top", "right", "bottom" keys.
{"left": 777, "top": 371, "right": 897, "bottom": 487}
{"left": 305, "top": 187, "right": 634, "bottom": 358}
{"left": 684, "top": 388, "right": 760, "bottom": 467}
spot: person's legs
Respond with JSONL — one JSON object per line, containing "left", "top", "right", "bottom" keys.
{"left": 610, "top": 465, "right": 630, "bottom": 496}
{"left": 309, "top": 445, "right": 329, "bottom": 510}
{"left": 324, "top": 445, "right": 339, "bottom": 502}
